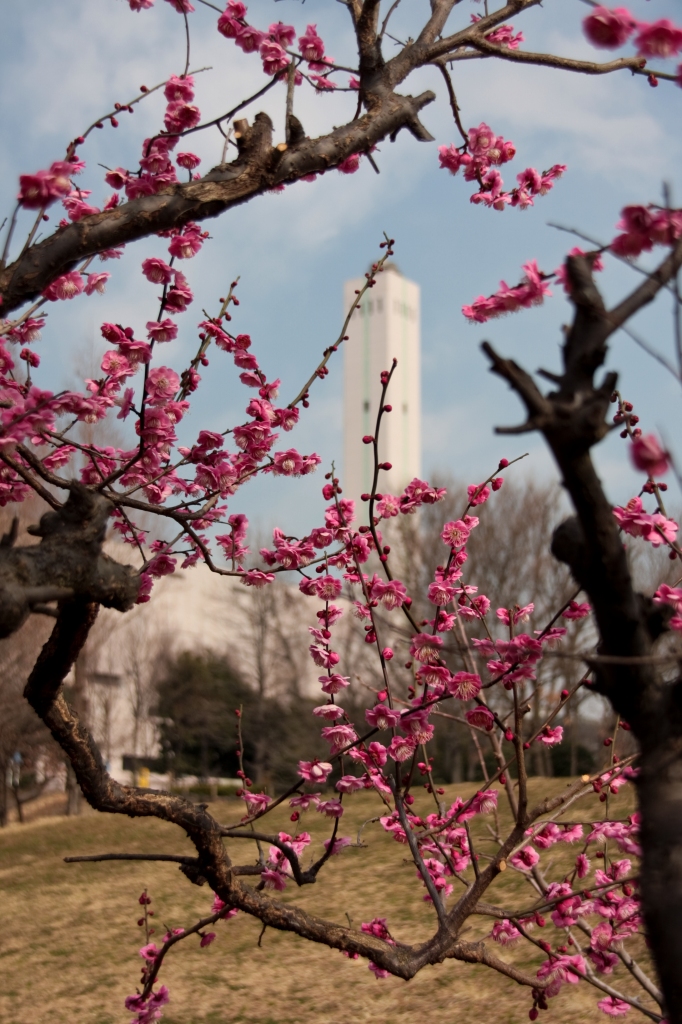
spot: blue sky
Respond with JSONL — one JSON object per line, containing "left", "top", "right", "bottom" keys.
{"left": 1, "top": 0, "right": 681, "bottom": 538}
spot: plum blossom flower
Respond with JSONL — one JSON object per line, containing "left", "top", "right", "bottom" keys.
{"left": 365, "top": 704, "right": 401, "bottom": 730}
{"left": 299, "top": 24, "right": 325, "bottom": 62}
{"left": 309, "top": 644, "right": 339, "bottom": 669}
{"left": 510, "top": 846, "right": 540, "bottom": 872}
{"left": 448, "top": 672, "right": 481, "bottom": 701}
{"left": 582, "top": 7, "right": 636, "bottom": 49}
{"left": 373, "top": 578, "right": 407, "bottom": 610}
{"left": 168, "top": 226, "right": 204, "bottom": 259}
{"left": 297, "top": 759, "right": 333, "bottom": 783}
{"left": 139, "top": 942, "right": 160, "bottom": 960}
{"left": 409, "top": 633, "right": 443, "bottom": 664}
{"left": 142, "top": 258, "right": 174, "bottom": 284}
{"left": 388, "top": 735, "right": 417, "bottom": 762}
{"left": 146, "top": 366, "right": 180, "bottom": 404}
{"left": 467, "top": 483, "right": 490, "bottom": 506}
{"left": 337, "top": 154, "right": 361, "bottom": 174}
{"left": 441, "top": 519, "right": 470, "bottom": 548}
{"left": 260, "top": 39, "right": 290, "bottom": 75}
{"left": 83, "top": 272, "right": 110, "bottom": 296}
{"left": 635, "top": 19, "right": 682, "bottom": 59}
{"left": 42, "top": 271, "right": 85, "bottom": 301}
{"left": 597, "top": 997, "right": 631, "bottom": 1017}
{"left": 491, "top": 919, "right": 520, "bottom": 945}
{"left": 537, "top": 725, "right": 563, "bottom": 747}
{"left": 18, "top": 160, "right": 75, "bottom": 209}
{"left": 465, "top": 706, "right": 494, "bottom": 731}
{"left": 630, "top": 434, "right": 670, "bottom": 477}
{"left": 320, "top": 673, "right": 350, "bottom": 694}
{"left": 146, "top": 319, "right": 178, "bottom": 343}
{"left": 562, "top": 600, "right": 591, "bottom": 620}
{"left": 240, "top": 569, "right": 275, "bottom": 587}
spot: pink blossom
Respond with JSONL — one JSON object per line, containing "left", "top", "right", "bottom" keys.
{"left": 164, "top": 74, "right": 195, "bottom": 103}
{"left": 630, "top": 433, "right": 670, "bottom": 477}
{"left": 168, "top": 227, "right": 203, "bottom": 259}
{"left": 321, "top": 723, "right": 357, "bottom": 754}
{"left": 142, "top": 258, "right": 174, "bottom": 285}
{"left": 115, "top": 385, "right": 134, "bottom": 417}
{"left": 597, "top": 997, "right": 631, "bottom": 1017}
{"left": 376, "top": 494, "right": 401, "bottom": 517}
{"left": 200, "top": 931, "right": 216, "bottom": 947}
{"left": 18, "top": 161, "right": 75, "bottom": 209}
{"left": 635, "top": 19, "right": 682, "bottom": 58}
{"left": 84, "top": 272, "right": 110, "bottom": 295}
{"left": 311, "top": 575, "right": 340, "bottom": 601}
{"left": 441, "top": 519, "right": 470, "bottom": 548}
{"left": 448, "top": 672, "right": 481, "bottom": 701}
{"left": 240, "top": 569, "right": 275, "bottom": 587}
{"left": 164, "top": 101, "right": 201, "bottom": 134}
{"left": 324, "top": 835, "right": 352, "bottom": 855}
{"left": 164, "top": 271, "right": 194, "bottom": 313}
{"left": 299, "top": 24, "right": 325, "bottom": 62}
{"left": 337, "top": 154, "right": 361, "bottom": 175}
{"left": 261, "top": 868, "right": 287, "bottom": 890}
{"left": 576, "top": 853, "right": 591, "bottom": 879}
{"left": 365, "top": 704, "right": 401, "bottom": 730}
{"left": 235, "top": 25, "right": 266, "bottom": 53}
{"left": 373, "top": 578, "right": 407, "bottom": 610}
{"left": 268, "top": 21, "right": 296, "bottom": 46}
{"left": 583, "top": 7, "right": 636, "bottom": 49}
{"left": 320, "top": 673, "right": 350, "bottom": 694}
{"left": 465, "top": 706, "right": 494, "bottom": 731}
{"left": 42, "top": 271, "right": 85, "bottom": 301}
{"left": 562, "top": 600, "right": 591, "bottom": 620}
{"left": 537, "top": 725, "right": 563, "bottom": 747}
{"left": 388, "top": 735, "right": 417, "bottom": 762}
{"left": 409, "top": 632, "right": 443, "bottom": 664}
{"left": 491, "top": 919, "right": 520, "bottom": 945}
{"left": 653, "top": 583, "right": 682, "bottom": 613}
{"left": 297, "top": 758, "right": 333, "bottom": 783}
{"left": 428, "top": 580, "right": 455, "bottom": 606}
{"left": 146, "top": 319, "right": 178, "bottom": 343}
{"left": 309, "top": 644, "right": 339, "bottom": 669}
{"left": 139, "top": 942, "right": 160, "bottom": 960}
{"left": 313, "top": 704, "right": 345, "bottom": 721}
{"left": 260, "top": 39, "right": 290, "bottom": 75}
{"left": 146, "top": 366, "right": 180, "bottom": 404}
{"left": 177, "top": 151, "right": 201, "bottom": 170}
{"left": 438, "top": 144, "right": 465, "bottom": 175}
{"left": 62, "top": 190, "right": 100, "bottom": 221}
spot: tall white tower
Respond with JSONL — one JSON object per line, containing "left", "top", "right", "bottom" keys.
{"left": 343, "top": 265, "right": 421, "bottom": 506}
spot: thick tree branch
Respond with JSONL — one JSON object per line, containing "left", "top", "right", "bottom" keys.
{"left": 0, "top": 484, "right": 138, "bottom": 638}
{"left": 0, "top": 89, "right": 435, "bottom": 315}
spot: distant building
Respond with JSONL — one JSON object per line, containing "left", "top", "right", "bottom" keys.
{"left": 343, "top": 264, "right": 421, "bottom": 505}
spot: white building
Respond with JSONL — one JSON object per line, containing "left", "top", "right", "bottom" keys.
{"left": 343, "top": 264, "right": 421, "bottom": 506}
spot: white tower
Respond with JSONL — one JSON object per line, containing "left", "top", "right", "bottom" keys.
{"left": 343, "top": 265, "right": 421, "bottom": 506}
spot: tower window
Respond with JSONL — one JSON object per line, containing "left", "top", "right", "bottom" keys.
{"left": 402, "top": 403, "right": 408, "bottom": 413}
{"left": 363, "top": 400, "right": 370, "bottom": 412}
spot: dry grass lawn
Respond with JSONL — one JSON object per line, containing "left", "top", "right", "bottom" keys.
{"left": 0, "top": 778, "right": 654, "bottom": 1024}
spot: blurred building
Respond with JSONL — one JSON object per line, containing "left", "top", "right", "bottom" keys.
{"left": 343, "top": 264, "right": 421, "bottom": 505}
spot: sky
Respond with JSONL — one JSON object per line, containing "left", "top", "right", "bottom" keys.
{"left": 1, "top": 0, "right": 681, "bottom": 539}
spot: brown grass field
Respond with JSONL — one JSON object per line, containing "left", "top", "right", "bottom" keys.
{"left": 0, "top": 779, "right": 652, "bottom": 1024}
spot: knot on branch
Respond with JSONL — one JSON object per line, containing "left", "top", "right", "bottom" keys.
{"left": 0, "top": 483, "right": 139, "bottom": 637}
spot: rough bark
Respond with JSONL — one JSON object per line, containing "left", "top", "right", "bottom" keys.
{"left": 0, "top": 483, "right": 139, "bottom": 639}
